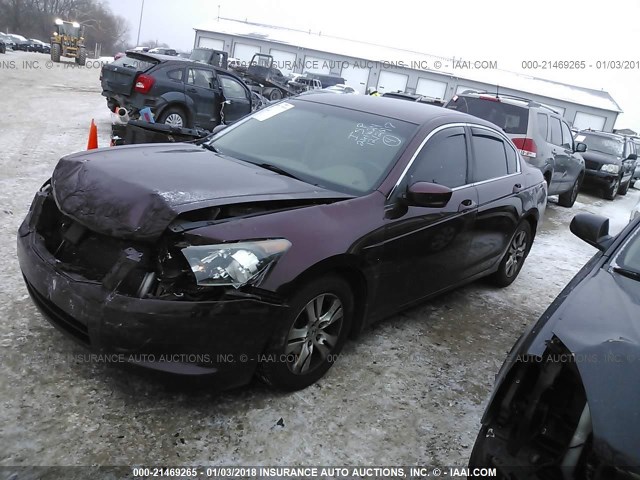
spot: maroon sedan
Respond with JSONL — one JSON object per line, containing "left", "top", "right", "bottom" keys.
{"left": 18, "top": 94, "right": 546, "bottom": 390}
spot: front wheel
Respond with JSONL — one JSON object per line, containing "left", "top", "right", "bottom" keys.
{"left": 618, "top": 178, "right": 630, "bottom": 196}
{"left": 258, "top": 276, "right": 353, "bottom": 391}
{"left": 51, "top": 43, "right": 61, "bottom": 62}
{"left": 490, "top": 221, "right": 533, "bottom": 287}
{"left": 557, "top": 174, "right": 582, "bottom": 208}
{"left": 603, "top": 175, "right": 621, "bottom": 200}
{"left": 76, "top": 47, "right": 87, "bottom": 65}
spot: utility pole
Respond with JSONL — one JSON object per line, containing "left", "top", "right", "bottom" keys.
{"left": 136, "top": 0, "right": 145, "bottom": 46}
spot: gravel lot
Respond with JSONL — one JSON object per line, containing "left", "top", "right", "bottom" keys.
{"left": 1, "top": 50, "right": 639, "bottom": 476}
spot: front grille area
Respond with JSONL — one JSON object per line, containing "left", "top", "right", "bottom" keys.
{"left": 584, "top": 160, "right": 601, "bottom": 171}
{"left": 36, "top": 195, "right": 152, "bottom": 284}
{"left": 24, "top": 277, "right": 91, "bottom": 346}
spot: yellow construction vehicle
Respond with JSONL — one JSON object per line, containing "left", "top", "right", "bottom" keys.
{"left": 50, "top": 19, "right": 87, "bottom": 64}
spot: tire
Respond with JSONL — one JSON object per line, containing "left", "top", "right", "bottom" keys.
{"left": 51, "top": 43, "right": 61, "bottom": 62}
{"left": 268, "top": 89, "right": 283, "bottom": 101}
{"left": 258, "top": 276, "right": 354, "bottom": 391}
{"left": 631, "top": 180, "right": 636, "bottom": 189}
{"left": 603, "top": 175, "right": 621, "bottom": 200}
{"left": 158, "top": 106, "right": 190, "bottom": 128}
{"left": 619, "top": 178, "right": 630, "bottom": 196}
{"left": 76, "top": 47, "right": 87, "bottom": 66}
{"left": 557, "top": 174, "right": 582, "bottom": 208}
{"left": 490, "top": 221, "right": 533, "bottom": 288}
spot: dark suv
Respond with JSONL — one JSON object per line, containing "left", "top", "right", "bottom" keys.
{"left": 575, "top": 130, "right": 637, "bottom": 199}
{"left": 100, "top": 52, "right": 252, "bottom": 130}
{"left": 446, "top": 91, "right": 586, "bottom": 207}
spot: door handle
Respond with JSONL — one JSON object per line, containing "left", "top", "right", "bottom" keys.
{"left": 187, "top": 87, "right": 197, "bottom": 93}
{"left": 513, "top": 183, "right": 523, "bottom": 193}
{"left": 458, "top": 199, "right": 477, "bottom": 212}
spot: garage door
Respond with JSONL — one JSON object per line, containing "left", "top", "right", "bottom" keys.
{"left": 377, "top": 71, "right": 408, "bottom": 94}
{"left": 198, "top": 37, "right": 224, "bottom": 50}
{"left": 573, "top": 111, "right": 606, "bottom": 131}
{"left": 304, "top": 55, "right": 331, "bottom": 74}
{"left": 233, "top": 43, "right": 260, "bottom": 63}
{"left": 416, "top": 78, "right": 447, "bottom": 99}
{"left": 340, "top": 63, "right": 370, "bottom": 94}
{"left": 270, "top": 49, "right": 297, "bottom": 75}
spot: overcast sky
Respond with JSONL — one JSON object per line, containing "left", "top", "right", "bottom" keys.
{"left": 106, "top": 0, "right": 640, "bottom": 131}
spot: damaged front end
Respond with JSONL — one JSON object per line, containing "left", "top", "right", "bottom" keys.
{"left": 471, "top": 336, "right": 640, "bottom": 479}
{"left": 17, "top": 182, "right": 296, "bottom": 384}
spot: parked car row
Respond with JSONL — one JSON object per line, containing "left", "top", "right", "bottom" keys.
{"left": 0, "top": 32, "right": 51, "bottom": 53}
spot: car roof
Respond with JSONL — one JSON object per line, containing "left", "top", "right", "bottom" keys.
{"left": 294, "top": 93, "right": 501, "bottom": 128}
{"left": 578, "top": 129, "right": 625, "bottom": 140}
{"left": 456, "top": 90, "right": 561, "bottom": 115}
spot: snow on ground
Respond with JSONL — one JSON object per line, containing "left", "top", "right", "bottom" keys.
{"left": 1, "top": 50, "right": 639, "bottom": 472}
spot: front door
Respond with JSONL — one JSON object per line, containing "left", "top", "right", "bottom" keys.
{"left": 218, "top": 74, "right": 252, "bottom": 123}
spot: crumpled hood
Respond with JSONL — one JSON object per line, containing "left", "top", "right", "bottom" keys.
{"left": 51, "top": 144, "right": 346, "bottom": 241}
{"left": 528, "top": 267, "right": 640, "bottom": 466}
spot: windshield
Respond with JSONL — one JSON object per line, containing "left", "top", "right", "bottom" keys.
{"left": 209, "top": 100, "right": 418, "bottom": 195}
{"left": 577, "top": 133, "right": 624, "bottom": 157}
{"left": 58, "top": 24, "right": 80, "bottom": 36}
{"left": 446, "top": 96, "right": 528, "bottom": 134}
{"left": 613, "top": 226, "right": 640, "bottom": 279}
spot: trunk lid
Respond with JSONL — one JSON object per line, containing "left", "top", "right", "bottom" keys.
{"left": 101, "top": 53, "right": 158, "bottom": 96}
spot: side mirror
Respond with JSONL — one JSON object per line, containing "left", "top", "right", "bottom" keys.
{"left": 575, "top": 142, "right": 587, "bottom": 153}
{"left": 628, "top": 153, "right": 638, "bottom": 161}
{"left": 406, "top": 182, "right": 452, "bottom": 208}
{"left": 211, "top": 124, "right": 228, "bottom": 135}
{"left": 570, "top": 213, "right": 614, "bottom": 251}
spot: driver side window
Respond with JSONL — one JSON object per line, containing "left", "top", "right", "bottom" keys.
{"left": 409, "top": 126, "right": 468, "bottom": 188}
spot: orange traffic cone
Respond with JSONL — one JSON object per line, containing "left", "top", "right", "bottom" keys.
{"left": 87, "top": 119, "right": 98, "bottom": 150}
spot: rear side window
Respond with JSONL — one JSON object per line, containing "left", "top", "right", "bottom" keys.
{"left": 409, "top": 127, "right": 468, "bottom": 188}
{"left": 446, "top": 97, "right": 529, "bottom": 134}
{"left": 549, "top": 117, "right": 563, "bottom": 146}
{"left": 167, "top": 69, "right": 184, "bottom": 81}
{"left": 505, "top": 144, "right": 519, "bottom": 174}
{"left": 560, "top": 121, "right": 573, "bottom": 148}
{"left": 471, "top": 129, "right": 511, "bottom": 181}
{"left": 536, "top": 113, "right": 548, "bottom": 140}
{"left": 187, "top": 68, "right": 216, "bottom": 89}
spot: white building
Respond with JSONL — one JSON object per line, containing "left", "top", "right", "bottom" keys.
{"left": 194, "top": 18, "right": 622, "bottom": 131}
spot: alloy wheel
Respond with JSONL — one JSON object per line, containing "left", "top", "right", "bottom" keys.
{"left": 504, "top": 230, "right": 528, "bottom": 278}
{"left": 164, "top": 113, "right": 184, "bottom": 127}
{"left": 285, "top": 293, "right": 343, "bottom": 375}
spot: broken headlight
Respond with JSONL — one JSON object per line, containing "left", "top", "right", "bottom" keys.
{"left": 181, "top": 239, "right": 291, "bottom": 289}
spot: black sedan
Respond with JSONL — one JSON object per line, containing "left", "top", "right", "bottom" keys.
{"left": 470, "top": 213, "right": 640, "bottom": 477}
{"left": 18, "top": 94, "right": 546, "bottom": 391}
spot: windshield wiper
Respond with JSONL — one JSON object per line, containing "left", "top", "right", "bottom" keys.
{"left": 255, "top": 163, "right": 301, "bottom": 181}
{"left": 201, "top": 143, "right": 219, "bottom": 153}
{"left": 613, "top": 266, "right": 640, "bottom": 281}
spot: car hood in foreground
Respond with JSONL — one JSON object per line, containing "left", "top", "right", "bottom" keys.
{"left": 525, "top": 266, "right": 640, "bottom": 466}
{"left": 51, "top": 144, "right": 350, "bottom": 241}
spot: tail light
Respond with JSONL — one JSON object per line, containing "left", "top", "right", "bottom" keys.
{"left": 134, "top": 74, "right": 155, "bottom": 94}
{"left": 512, "top": 138, "right": 537, "bottom": 158}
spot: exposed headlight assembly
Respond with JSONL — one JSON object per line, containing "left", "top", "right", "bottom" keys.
{"left": 182, "top": 239, "right": 291, "bottom": 288}
{"left": 601, "top": 163, "right": 621, "bottom": 174}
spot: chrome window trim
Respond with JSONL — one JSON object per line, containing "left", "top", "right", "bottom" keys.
{"left": 388, "top": 122, "right": 521, "bottom": 199}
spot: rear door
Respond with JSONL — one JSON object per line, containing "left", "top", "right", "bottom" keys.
{"left": 466, "top": 126, "right": 522, "bottom": 276}
{"left": 560, "top": 119, "right": 583, "bottom": 187}
{"left": 101, "top": 55, "right": 157, "bottom": 96}
{"left": 218, "top": 74, "right": 252, "bottom": 123}
{"left": 548, "top": 116, "right": 571, "bottom": 191}
{"left": 185, "top": 66, "right": 220, "bottom": 129}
